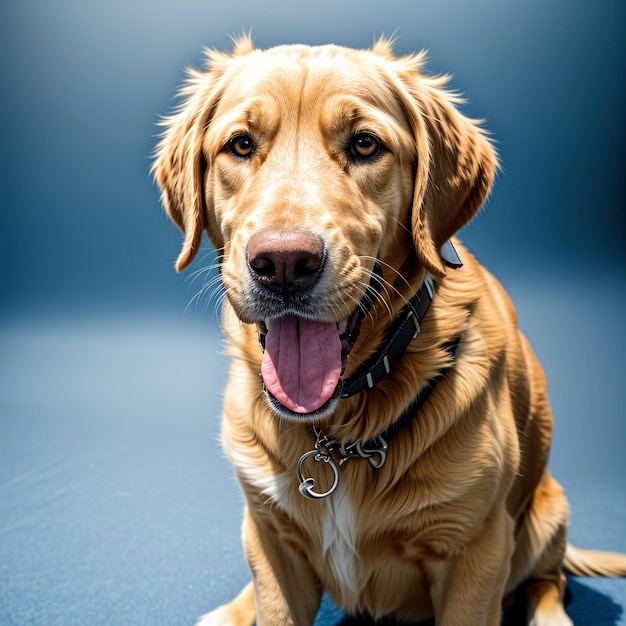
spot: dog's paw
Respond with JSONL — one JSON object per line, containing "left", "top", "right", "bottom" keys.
{"left": 195, "top": 582, "right": 256, "bottom": 626}
{"left": 527, "top": 606, "right": 573, "bottom": 626}
{"left": 194, "top": 605, "right": 237, "bottom": 626}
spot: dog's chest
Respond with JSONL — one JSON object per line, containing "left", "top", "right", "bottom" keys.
{"left": 237, "top": 457, "right": 361, "bottom": 596}
{"left": 236, "top": 453, "right": 437, "bottom": 615}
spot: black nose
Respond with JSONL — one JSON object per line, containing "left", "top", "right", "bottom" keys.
{"left": 247, "top": 230, "right": 325, "bottom": 296}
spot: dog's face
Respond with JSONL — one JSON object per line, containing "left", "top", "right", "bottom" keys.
{"left": 153, "top": 38, "right": 496, "bottom": 420}
{"left": 205, "top": 45, "right": 416, "bottom": 321}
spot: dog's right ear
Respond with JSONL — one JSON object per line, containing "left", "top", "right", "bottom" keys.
{"left": 152, "top": 41, "right": 252, "bottom": 271}
{"left": 153, "top": 78, "right": 211, "bottom": 272}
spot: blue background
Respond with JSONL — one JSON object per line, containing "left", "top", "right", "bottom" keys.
{"left": 1, "top": 1, "right": 624, "bottom": 624}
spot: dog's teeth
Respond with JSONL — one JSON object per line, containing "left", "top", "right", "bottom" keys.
{"left": 337, "top": 319, "right": 348, "bottom": 335}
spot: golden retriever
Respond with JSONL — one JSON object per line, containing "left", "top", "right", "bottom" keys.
{"left": 153, "top": 37, "right": 626, "bottom": 626}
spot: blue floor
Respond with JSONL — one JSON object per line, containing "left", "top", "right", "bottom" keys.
{"left": 1, "top": 269, "right": 625, "bottom": 625}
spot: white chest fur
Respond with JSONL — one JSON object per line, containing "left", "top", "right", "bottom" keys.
{"left": 322, "top": 483, "right": 360, "bottom": 600}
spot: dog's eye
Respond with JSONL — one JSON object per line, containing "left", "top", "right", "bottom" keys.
{"left": 226, "top": 134, "right": 254, "bottom": 158}
{"left": 350, "top": 132, "right": 383, "bottom": 160}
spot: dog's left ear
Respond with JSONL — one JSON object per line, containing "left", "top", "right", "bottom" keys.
{"left": 392, "top": 58, "right": 498, "bottom": 277}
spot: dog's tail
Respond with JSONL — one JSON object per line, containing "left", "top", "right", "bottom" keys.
{"left": 564, "top": 544, "right": 626, "bottom": 577}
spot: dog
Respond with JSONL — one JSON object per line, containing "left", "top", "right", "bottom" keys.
{"left": 153, "top": 37, "right": 626, "bottom": 626}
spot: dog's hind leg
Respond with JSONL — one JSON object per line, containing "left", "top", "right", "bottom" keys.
{"left": 508, "top": 471, "right": 572, "bottom": 626}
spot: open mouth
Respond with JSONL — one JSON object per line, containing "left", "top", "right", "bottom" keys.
{"left": 257, "top": 310, "right": 363, "bottom": 417}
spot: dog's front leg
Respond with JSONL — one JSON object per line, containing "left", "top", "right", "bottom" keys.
{"left": 429, "top": 505, "right": 514, "bottom": 626}
{"left": 242, "top": 505, "right": 322, "bottom": 626}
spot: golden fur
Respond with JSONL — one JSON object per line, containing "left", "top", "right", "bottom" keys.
{"left": 153, "top": 37, "right": 626, "bottom": 626}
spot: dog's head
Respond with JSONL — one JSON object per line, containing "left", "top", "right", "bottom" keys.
{"left": 153, "top": 37, "right": 497, "bottom": 420}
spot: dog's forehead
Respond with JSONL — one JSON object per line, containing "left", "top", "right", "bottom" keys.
{"left": 215, "top": 45, "right": 408, "bottom": 130}
{"left": 235, "top": 44, "right": 384, "bottom": 87}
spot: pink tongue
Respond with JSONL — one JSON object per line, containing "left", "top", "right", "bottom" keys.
{"left": 261, "top": 315, "right": 342, "bottom": 414}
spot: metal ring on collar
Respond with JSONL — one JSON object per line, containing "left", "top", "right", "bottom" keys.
{"left": 297, "top": 449, "right": 339, "bottom": 499}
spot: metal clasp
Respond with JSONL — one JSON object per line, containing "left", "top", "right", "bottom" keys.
{"left": 338, "top": 435, "right": 388, "bottom": 469}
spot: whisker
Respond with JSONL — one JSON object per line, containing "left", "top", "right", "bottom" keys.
{"left": 356, "top": 276, "right": 389, "bottom": 318}
{"left": 184, "top": 264, "right": 225, "bottom": 323}
{"left": 390, "top": 217, "right": 413, "bottom": 238}
{"left": 340, "top": 290, "right": 366, "bottom": 319}
{"left": 179, "top": 241, "right": 230, "bottom": 325}
{"left": 359, "top": 256, "right": 413, "bottom": 292}
{"left": 359, "top": 265, "right": 411, "bottom": 314}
